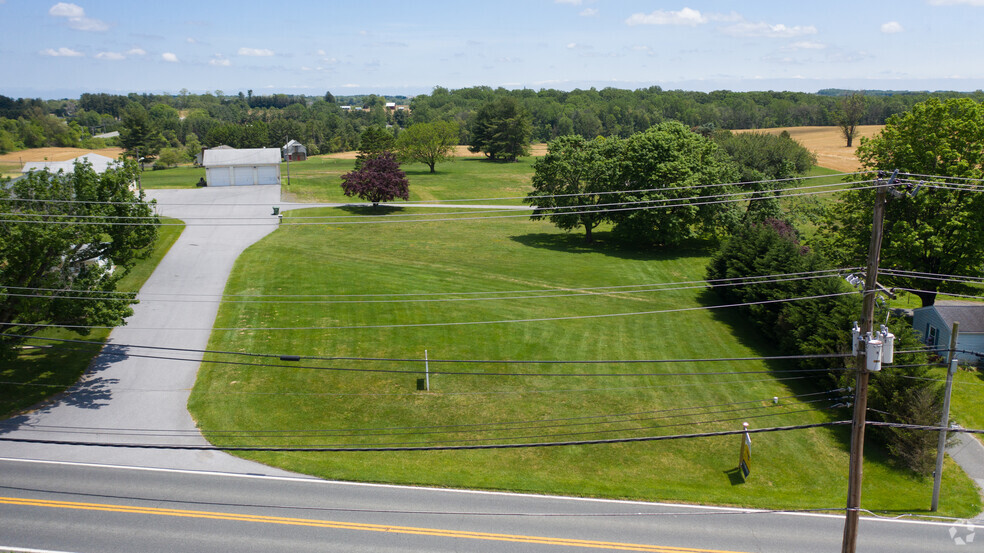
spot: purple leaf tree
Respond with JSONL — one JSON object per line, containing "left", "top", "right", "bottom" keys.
{"left": 340, "top": 152, "right": 410, "bottom": 206}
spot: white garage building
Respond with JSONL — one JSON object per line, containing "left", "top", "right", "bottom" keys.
{"left": 202, "top": 148, "right": 281, "bottom": 186}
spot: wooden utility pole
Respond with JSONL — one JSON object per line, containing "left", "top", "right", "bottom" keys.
{"left": 932, "top": 322, "right": 960, "bottom": 511}
{"left": 841, "top": 180, "right": 889, "bottom": 553}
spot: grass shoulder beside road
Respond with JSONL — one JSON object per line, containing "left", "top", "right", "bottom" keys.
{"left": 189, "top": 206, "right": 980, "bottom": 518}
{"left": 1, "top": 218, "right": 185, "bottom": 416}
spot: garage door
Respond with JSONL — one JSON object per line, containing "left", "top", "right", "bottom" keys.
{"left": 208, "top": 167, "right": 231, "bottom": 186}
{"left": 233, "top": 166, "right": 255, "bottom": 186}
{"left": 256, "top": 166, "right": 279, "bottom": 185}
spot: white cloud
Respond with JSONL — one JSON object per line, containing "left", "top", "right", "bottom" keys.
{"left": 126, "top": 48, "right": 146, "bottom": 56}
{"left": 626, "top": 8, "right": 707, "bottom": 26}
{"left": 580, "top": 8, "right": 598, "bottom": 16}
{"left": 162, "top": 52, "right": 179, "bottom": 62}
{"left": 48, "top": 2, "right": 109, "bottom": 31}
{"left": 209, "top": 57, "right": 230, "bottom": 66}
{"left": 95, "top": 51, "right": 124, "bottom": 60}
{"left": 723, "top": 21, "right": 817, "bottom": 38}
{"left": 238, "top": 47, "right": 274, "bottom": 57}
{"left": 786, "top": 41, "right": 826, "bottom": 50}
{"left": 881, "top": 21, "right": 904, "bottom": 33}
{"left": 341, "top": 83, "right": 360, "bottom": 88}
{"left": 40, "top": 47, "right": 83, "bottom": 57}
{"left": 317, "top": 49, "right": 327, "bottom": 56}
{"left": 48, "top": 2, "right": 83, "bottom": 17}
{"left": 928, "top": 0, "right": 984, "bottom": 5}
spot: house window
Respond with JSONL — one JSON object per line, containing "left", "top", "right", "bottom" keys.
{"left": 926, "top": 324, "right": 939, "bottom": 346}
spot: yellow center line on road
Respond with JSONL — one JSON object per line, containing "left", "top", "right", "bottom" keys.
{"left": 0, "top": 496, "right": 749, "bottom": 553}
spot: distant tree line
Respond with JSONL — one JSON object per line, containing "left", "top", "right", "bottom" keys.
{"left": 2, "top": 87, "right": 982, "bottom": 159}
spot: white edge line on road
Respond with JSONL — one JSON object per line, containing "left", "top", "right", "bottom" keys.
{"left": 0, "top": 547, "right": 80, "bottom": 553}
{"left": 1, "top": 456, "right": 980, "bottom": 529}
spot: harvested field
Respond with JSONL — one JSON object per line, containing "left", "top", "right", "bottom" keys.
{"left": 733, "top": 125, "right": 884, "bottom": 172}
{"left": 0, "top": 147, "right": 125, "bottom": 178}
{"left": 0, "top": 146, "right": 124, "bottom": 164}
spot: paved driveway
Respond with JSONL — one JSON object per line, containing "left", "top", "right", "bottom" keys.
{"left": 0, "top": 185, "right": 310, "bottom": 476}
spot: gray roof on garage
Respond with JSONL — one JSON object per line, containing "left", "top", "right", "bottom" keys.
{"left": 202, "top": 148, "right": 281, "bottom": 167}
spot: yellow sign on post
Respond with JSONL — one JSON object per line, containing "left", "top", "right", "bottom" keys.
{"left": 739, "top": 422, "right": 751, "bottom": 480}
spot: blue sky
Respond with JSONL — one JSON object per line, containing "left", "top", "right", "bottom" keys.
{"left": 2, "top": 0, "right": 984, "bottom": 98}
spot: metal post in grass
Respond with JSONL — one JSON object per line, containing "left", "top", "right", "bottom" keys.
{"left": 425, "top": 350, "right": 430, "bottom": 391}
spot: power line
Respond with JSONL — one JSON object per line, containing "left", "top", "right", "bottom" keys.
{"left": 7, "top": 333, "right": 855, "bottom": 366}
{"left": 878, "top": 268, "right": 984, "bottom": 283}
{"left": 2, "top": 272, "right": 852, "bottom": 305}
{"left": 866, "top": 421, "right": 984, "bottom": 435}
{"left": 2, "top": 267, "right": 858, "bottom": 299}
{"left": 0, "top": 421, "right": 851, "bottom": 452}
{"left": 0, "top": 375, "right": 828, "bottom": 395}
{"left": 3, "top": 389, "right": 846, "bottom": 437}
{"left": 0, "top": 181, "right": 883, "bottom": 227}
{"left": 0, "top": 290, "right": 859, "bottom": 332}
{"left": 0, "top": 171, "right": 863, "bottom": 208}
{"left": 888, "top": 287, "right": 984, "bottom": 301}
{"left": 0, "top": 345, "right": 853, "bottom": 377}
{"left": 2, "top": 180, "right": 862, "bottom": 221}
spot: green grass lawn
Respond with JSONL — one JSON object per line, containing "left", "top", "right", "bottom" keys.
{"left": 938, "top": 364, "right": 984, "bottom": 444}
{"left": 1, "top": 218, "right": 185, "bottom": 416}
{"left": 284, "top": 155, "right": 535, "bottom": 204}
{"left": 188, "top": 206, "right": 980, "bottom": 517}
{"left": 783, "top": 165, "right": 856, "bottom": 242}
{"left": 136, "top": 165, "right": 204, "bottom": 189}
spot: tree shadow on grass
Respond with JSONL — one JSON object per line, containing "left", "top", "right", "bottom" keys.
{"left": 0, "top": 343, "right": 128, "bottom": 433}
{"left": 337, "top": 204, "right": 407, "bottom": 216}
{"left": 509, "top": 231, "right": 717, "bottom": 262}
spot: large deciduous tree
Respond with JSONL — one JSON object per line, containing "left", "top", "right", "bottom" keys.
{"left": 713, "top": 130, "right": 817, "bottom": 222}
{"left": 0, "top": 159, "right": 159, "bottom": 356}
{"left": 610, "top": 122, "right": 740, "bottom": 247}
{"left": 396, "top": 120, "right": 459, "bottom": 173}
{"left": 340, "top": 152, "right": 410, "bottom": 207}
{"left": 526, "top": 135, "right": 623, "bottom": 243}
{"left": 836, "top": 92, "right": 866, "bottom": 147}
{"left": 468, "top": 97, "right": 532, "bottom": 162}
{"left": 818, "top": 97, "right": 984, "bottom": 306}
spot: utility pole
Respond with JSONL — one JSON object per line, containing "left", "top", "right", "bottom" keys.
{"left": 841, "top": 175, "right": 890, "bottom": 553}
{"left": 932, "top": 322, "right": 960, "bottom": 511}
{"left": 284, "top": 135, "right": 291, "bottom": 188}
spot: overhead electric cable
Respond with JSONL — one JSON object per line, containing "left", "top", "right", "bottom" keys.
{"left": 5, "top": 333, "right": 855, "bottom": 365}
{"left": 0, "top": 421, "right": 851, "bottom": 451}
{"left": 0, "top": 171, "right": 863, "bottom": 208}
{"left": 4, "top": 389, "right": 845, "bottom": 436}
{"left": 0, "top": 290, "right": 859, "bottom": 331}
{"left": 0, "top": 182, "right": 883, "bottom": 226}
{"left": 3, "top": 272, "right": 850, "bottom": 304}
{"left": 2, "top": 267, "right": 858, "bottom": 299}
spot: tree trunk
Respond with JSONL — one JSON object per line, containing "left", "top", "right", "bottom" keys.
{"left": 584, "top": 224, "right": 594, "bottom": 244}
{"left": 914, "top": 289, "right": 937, "bottom": 307}
{"left": 846, "top": 135, "right": 853, "bottom": 148}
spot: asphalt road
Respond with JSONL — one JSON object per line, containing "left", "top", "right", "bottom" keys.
{"left": 1, "top": 458, "right": 980, "bottom": 553}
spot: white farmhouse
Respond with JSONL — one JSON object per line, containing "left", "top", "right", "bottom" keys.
{"left": 202, "top": 147, "right": 281, "bottom": 186}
